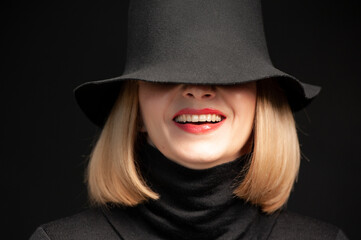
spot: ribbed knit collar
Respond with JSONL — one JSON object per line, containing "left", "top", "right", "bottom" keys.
{"left": 103, "top": 143, "right": 277, "bottom": 240}
{"left": 137, "top": 143, "right": 255, "bottom": 239}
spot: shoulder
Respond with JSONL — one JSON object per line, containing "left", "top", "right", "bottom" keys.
{"left": 29, "top": 208, "right": 120, "bottom": 240}
{"left": 268, "top": 211, "right": 348, "bottom": 240}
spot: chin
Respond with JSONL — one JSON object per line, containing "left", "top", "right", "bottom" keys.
{"left": 182, "top": 152, "right": 220, "bottom": 163}
{"left": 173, "top": 145, "right": 226, "bottom": 167}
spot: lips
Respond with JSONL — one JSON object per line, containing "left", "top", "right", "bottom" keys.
{"left": 172, "top": 108, "right": 226, "bottom": 134}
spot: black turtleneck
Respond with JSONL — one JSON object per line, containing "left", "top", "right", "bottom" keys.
{"left": 103, "top": 143, "right": 277, "bottom": 240}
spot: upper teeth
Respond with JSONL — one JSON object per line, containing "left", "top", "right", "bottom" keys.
{"left": 174, "top": 114, "right": 222, "bottom": 123}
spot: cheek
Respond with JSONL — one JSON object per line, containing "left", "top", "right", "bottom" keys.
{"left": 239, "top": 87, "right": 257, "bottom": 127}
{"left": 226, "top": 83, "right": 257, "bottom": 116}
{"left": 138, "top": 90, "right": 159, "bottom": 131}
{"left": 138, "top": 83, "right": 177, "bottom": 132}
{"left": 240, "top": 89, "right": 257, "bottom": 118}
{"left": 224, "top": 83, "right": 257, "bottom": 137}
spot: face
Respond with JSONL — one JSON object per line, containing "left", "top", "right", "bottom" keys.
{"left": 138, "top": 81, "right": 257, "bottom": 169}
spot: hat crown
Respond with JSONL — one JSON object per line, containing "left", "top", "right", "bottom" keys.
{"left": 123, "top": 0, "right": 274, "bottom": 84}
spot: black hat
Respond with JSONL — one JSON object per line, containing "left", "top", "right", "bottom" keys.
{"left": 75, "top": 0, "right": 321, "bottom": 127}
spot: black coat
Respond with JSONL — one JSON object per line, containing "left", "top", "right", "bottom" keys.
{"left": 30, "top": 208, "right": 348, "bottom": 240}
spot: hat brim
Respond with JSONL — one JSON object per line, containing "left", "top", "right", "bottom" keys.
{"left": 74, "top": 72, "right": 321, "bottom": 127}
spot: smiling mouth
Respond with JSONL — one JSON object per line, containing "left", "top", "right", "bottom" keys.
{"left": 172, "top": 109, "right": 226, "bottom": 133}
{"left": 173, "top": 114, "right": 225, "bottom": 124}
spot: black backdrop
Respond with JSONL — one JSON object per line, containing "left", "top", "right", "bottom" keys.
{"left": 1, "top": 0, "right": 360, "bottom": 239}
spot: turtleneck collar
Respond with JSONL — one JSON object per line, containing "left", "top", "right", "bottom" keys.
{"left": 139, "top": 142, "right": 248, "bottom": 210}
{"left": 103, "top": 143, "right": 277, "bottom": 240}
{"left": 137, "top": 143, "right": 255, "bottom": 239}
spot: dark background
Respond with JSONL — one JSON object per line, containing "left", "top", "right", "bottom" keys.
{"left": 1, "top": 0, "right": 360, "bottom": 239}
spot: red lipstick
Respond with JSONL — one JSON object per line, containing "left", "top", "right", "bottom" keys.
{"left": 173, "top": 108, "right": 226, "bottom": 134}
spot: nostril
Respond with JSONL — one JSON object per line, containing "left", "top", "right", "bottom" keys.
{"left": 184, "top": 92, "right": 214, "bottom": 99}
{"left": 183, "top": 85, "right": 216, "bottom": 99}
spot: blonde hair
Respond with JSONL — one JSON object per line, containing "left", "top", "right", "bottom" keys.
{"left": 87, "top": 79, "right": 300, "bottom": 213}
{"left": 234, "top": 80, "right": 300, "bottom": 213}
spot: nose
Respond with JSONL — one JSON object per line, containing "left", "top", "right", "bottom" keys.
{"left": 182, "top": 85, "right": 216, "bottom": 100}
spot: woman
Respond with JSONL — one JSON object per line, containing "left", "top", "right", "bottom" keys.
{"left": 31, "top": 0, "right": 348, "bottom": 239}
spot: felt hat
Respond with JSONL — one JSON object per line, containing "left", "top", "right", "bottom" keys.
{"left": 75, "top": 0, "right": 321, "bottom": 127}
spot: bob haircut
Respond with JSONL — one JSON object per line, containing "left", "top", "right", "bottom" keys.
{"left": 87, "top": 79, "right": 300, "bottom": 214}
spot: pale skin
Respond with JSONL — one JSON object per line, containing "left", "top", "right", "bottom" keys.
{"left": 138, "top": 81, "right": 257, "bottom": 169}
